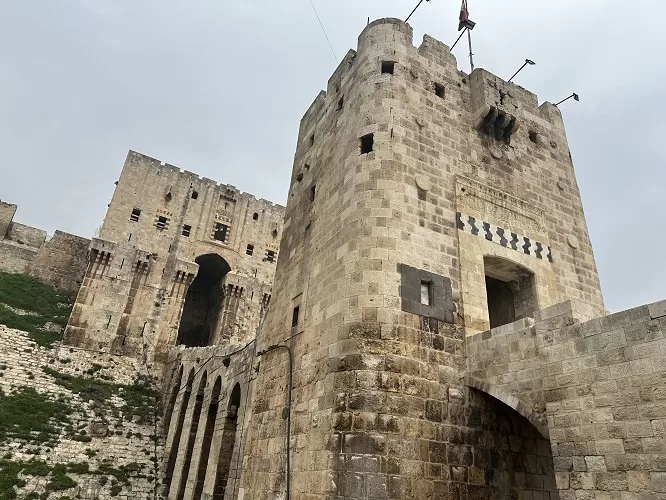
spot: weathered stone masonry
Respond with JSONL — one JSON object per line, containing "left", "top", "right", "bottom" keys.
{"left": 0, "top": 200, "right": 89, "bottom": 293}
{"left": 64, "top": 151, "right": 284, "bottom": 362}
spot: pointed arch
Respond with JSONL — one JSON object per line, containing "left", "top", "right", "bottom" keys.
{"left": 164, "top": 368, "right": 195, "bottom": 495}
{"left": 176, "top": 371, "right": 208, "bottom": 500}
{"left": 212, "top": 383, "right": 242, "bottom": 499}
{"left": 465, "top": 375, "right": 549, "bottom": 439}
{"left": 193, "top": 376, "right": 222, "bottom": 499}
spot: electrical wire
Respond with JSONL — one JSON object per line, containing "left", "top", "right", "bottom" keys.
{"left": 308, "top": 0, "right": 338, "bottom": 63}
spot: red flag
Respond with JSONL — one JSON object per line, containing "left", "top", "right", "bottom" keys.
{"left": 458, "top": 0, "right": 469, "bottom": 31}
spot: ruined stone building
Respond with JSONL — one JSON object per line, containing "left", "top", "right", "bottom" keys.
{"left": 8, "top": 16, "right": 665, "bottom": 500}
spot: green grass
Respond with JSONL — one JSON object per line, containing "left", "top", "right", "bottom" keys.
{"left": 0, "top": 388, "right": 71, "bottom": 446}
{"left": 0, "top": 272, "right": 74, "bottom": 347}
{"left": 42, "top": 368, "right": 161, "bottom": 423}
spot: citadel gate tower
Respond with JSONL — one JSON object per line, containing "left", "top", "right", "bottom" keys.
{"left": 242, "top": 18, "right": 604, "bottom": 500}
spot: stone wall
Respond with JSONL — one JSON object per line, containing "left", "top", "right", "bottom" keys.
{"left": 467, "top": 298, "right": 666, "bottom": 498}
{"left": 0, "top": 325, "right": 165, "bottom": 499}
{"left": 0, "top": 199, "right": 89, "bottom": 293}
{"left": 26, "top": 230, "right": 90, "bottom": 294}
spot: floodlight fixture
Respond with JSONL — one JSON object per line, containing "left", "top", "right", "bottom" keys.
{"left": 508, "top": 59, "right": 536, "bottom": 83}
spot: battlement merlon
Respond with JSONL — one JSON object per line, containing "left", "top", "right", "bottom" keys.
{"left": 121, "top": 150, "right": 285, "bottom": 210}
{"left": 298, "top": 17, "right": 567, "bottom": 139}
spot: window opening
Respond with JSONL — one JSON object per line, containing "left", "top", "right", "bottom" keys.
{"left": 420, "top": 281, "right": 432, "bottom": 306}
{"left": 529, "top": 130, "right": 538, "bottom": 143}
{"left": 182, "top": 225, "right": 191, "bottom": 237}
{"left": 252, "top": 212, "right": 259, "bottom": 220}
{"left": 130, "top": 208, "right": 141, "bottom": 222}
{"left": 337, "top": 96, "right": 344, "bottom": 111}
{"left": 381, "top": 61, "right": 396, "bottom": 74}
{"left": 191, "top": 191, "right": 198, "bottom": 199}
{"left": 214, "top": 223, "right": 229, "bottom": 242}
{"left": 246, "top": 244, "right": 254, "bottom": 256}
{"left": 484, "top": 256, "right": 537, "bottom": 330}
{"left": 291, "top": 305, "right": 300, "bottom": 330}
{"left": 360, "top": 134, "right": 374, "bottom": 154}
{"left": 434, "top": 82, "right": 445, "bottom": 99}
{"left": 309, "top": 133, "right": 315, "bottom": 147}
{"left": 310, "top": 185, "right": 316, "bottom": 201}
{"left": 266, "top": 250, "right": 276, "bottom": 263}
{"left": 156, "top": 216, "right": 168, "bottom": 230}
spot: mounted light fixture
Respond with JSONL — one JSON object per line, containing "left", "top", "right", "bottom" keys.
{"left": 508, "top": 59, "right": 536, "bottom": 83}
{"left": 555, "top": 93, "right": 580, "bottom": 106}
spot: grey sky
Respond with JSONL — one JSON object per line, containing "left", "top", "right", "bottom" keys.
{"left": 0, "top": 0, "right": 663, "bottom": 313}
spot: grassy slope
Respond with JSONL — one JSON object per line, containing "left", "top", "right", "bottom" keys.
{"left": 0, "top": 272, "right": 74, "bottom": 347}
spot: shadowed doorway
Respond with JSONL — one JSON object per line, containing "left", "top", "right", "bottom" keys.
{"left": 177, "top": 254, "right": 231, "bottom": 347}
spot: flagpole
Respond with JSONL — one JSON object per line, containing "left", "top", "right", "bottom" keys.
{"left": 467, "top": 27, "right": 475, "bottom": 71}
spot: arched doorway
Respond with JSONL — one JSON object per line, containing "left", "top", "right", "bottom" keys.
{"left": 483, "top": 256, "right": 537, "bottom": 329}
{"left": 177, "top": 254, "right": 231, "bottom": 347}
{"left": 212, "top": 383, "right": 241, "bottom": 499}
{"left": 163, "top": 365, "right": 184, "bottom": 434}
{"left": 466, "top": 387, "right": 557, "bottom": 499}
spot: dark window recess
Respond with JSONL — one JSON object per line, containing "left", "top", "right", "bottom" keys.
{"left": 156, "top": 216, "right": 168, "bottom": 230}
{"left": 420, "top": 281, "right": 433, "bottom": 306}
{"left": 434, "top": 83, "right": 445, "bottom": 99}
{"left": 130, "top": 208, "right": 141, "bottom": 222}
{"left": 182, "top": 225, "right": 191, "bottom": 237}
{"left": 252, "top": 212, "right": 259, "bottom": 220}
{"left": 529, "top": 130, "right": 538, "bottom": 143}
{"left": 310, "top": 185, "right": 316, "bottom": 201}
{"left": 337, "top": 96, "right": 344, "bottom": 111}
{"left": 309, "top": 133, "right": 315, "bottom": 147}
{"left": 214, "top": 223, "right": 230, "bottom": 242}
{"left": 191, "top": 191, "right": 198, "bottom": 199}
{"left": 360, "top": 134, "right": 374, "bottom": 154}
{"left": 266, "top": 250, "right": 276, "bottom": 263}
{"left": 485, "top": 276, "right": 516, "bottom": 329}
{"left": 291, "top": 306, "right": 300, "bottom": 330}
{"left": 381, "top": 61, "right": 396, "bottom": 74}
{"left": 246, "top": 244, "right": 254, "bottom": 256}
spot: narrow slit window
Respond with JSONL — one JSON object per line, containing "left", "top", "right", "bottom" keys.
{"left": 434, "top": 83, "right": 445, "bottom": 99}
{"left": 291, "top": 306, "right": 300, "bottom": 330}
{"left": 360, "top": 134, "right": 374, "bottom": 154}
{"left": 182, "top": 225, "right": 191, "bottom": 237}
{"left": 310, "top": 185, "right": 316, "bottom": 201}
{"left": 130, "top": 208, "right": 141, "bottom": 222}
{"left": 309, "top": 133, "right": 315, "bottom": 147}
{"left": 156, "top": 216, "right": 168, "bottom": 230}
{"left": 337, "top": 96, "right": 344, "bottom": 111}
{"left": 381, "top": 61, "right": 396, "bottom": 74}
{"left": 246, "top": 244, "right": 254, "bottom": 256}
{"left": 420, "top": 281, "right": 433, "bottom": 306}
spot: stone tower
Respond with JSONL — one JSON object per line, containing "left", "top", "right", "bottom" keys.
{"left": 64, "top": 151, "right": 284, "bottom": 361}
{"left": 242, "top": 18, "right": 604, "bottom": 500}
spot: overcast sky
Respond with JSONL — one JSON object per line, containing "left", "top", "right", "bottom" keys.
{"left": 0, "top": 0, "right": 663, "bottom": 313}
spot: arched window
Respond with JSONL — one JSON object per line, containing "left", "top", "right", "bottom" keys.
{"left": 163, "top": 365, "right": 184, "bottom": 434}
{"left": 252, "top": 212, "right": 259, "bottom": 220}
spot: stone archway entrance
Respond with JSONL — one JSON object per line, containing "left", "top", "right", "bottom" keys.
{"left": 177, "top": 254, "right": 231, "bottom": 347}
